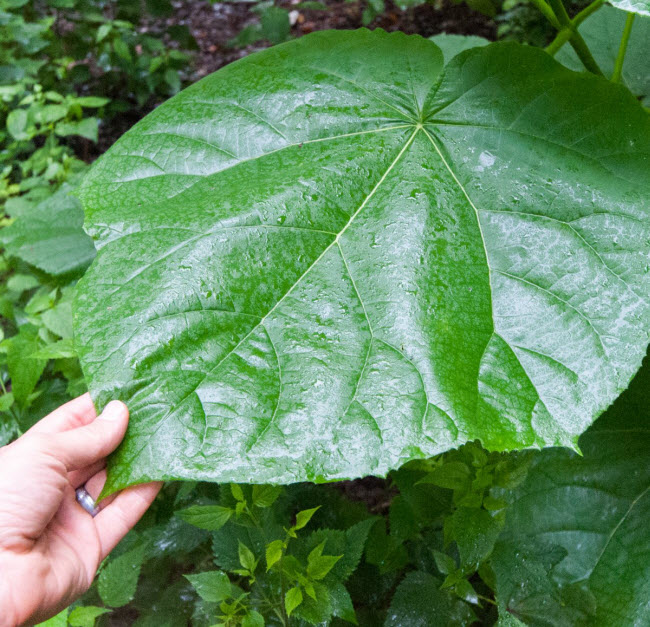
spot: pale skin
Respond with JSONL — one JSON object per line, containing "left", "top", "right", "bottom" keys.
{"left": 0, "top": 394, "right": 162, "bottom": 626}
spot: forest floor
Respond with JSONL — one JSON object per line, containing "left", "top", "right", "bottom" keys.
{"left": 99, "top": 0, "right": 495, "bottom": 151}
{"left": 176, "top": 0, "right": 496, "bottom": 79}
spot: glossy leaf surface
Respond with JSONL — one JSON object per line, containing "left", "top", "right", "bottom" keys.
{"left": 557, "top": 6, "right": 650, "bottom": 105}
{"left": 493, "top": 349, "right": 650, "bottom": 626}
{"left": 608, "top": 0, "right": 650, "bottom": 16}
{"left": 74, "top": 30, "right": 650, "bottom": 493}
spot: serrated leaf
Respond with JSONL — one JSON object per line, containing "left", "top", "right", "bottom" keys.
{"left": 252, "top": 484, "right": 282, "bottom": 507}
{"left": 294, "top": 581, "right": 332, "bottom": 624}
{"left": 212, "top": 522, "right": 274, "bottom": 571}
{"left": 454, "top": 578, "right": 479, "bottom": 605}
{"left": 41, "top": 288, "right": 74, "bottom": 339}
{"left": 238, "top": 541, "right": 257, "bottom": 572}
{"left": 176, "top": 504, "right": 233, "bottom": 530}
{"left": 307, "top": 542, "right": 342, "bottom": 580}
{"left": 312, "top": 518, "right": 376, "bottom": 581}
{"left": 557, "top": 6, "right": 650, "bottom": 104}
{"left": 285, "top": 586, "right": 303, "bottom": 616}
{"left": 75, "top": 31, "right": 650, "bottom": 493}
{"left": 329, "top": 582, "right": 358, "bottom": 625}
{"left": 0, "top": 184, "right": 95, "bottom": 277}
{"left": 445, "top": 506, "right": 503, "bottom": 569}
{"left": 185, "top": 570, "right": 231, "bottom": 603}
{"left": 3, "top": 324, "right": 46, "bottom": 407}
{"left": 35, "top": 609, "right": 68, "bottom": 627}
{"left": 230, "top": 484, "right": 245, "bottom": 502}
{"left": 419, "top": 461, "right": 471, "bottom": 491}
{"left": 241, "top": 611, "right": 264, "bottom": 627}
{"left": 433, "top": 550, "right": 456, "bottom": 575}
{"left": 98, "top": 545, "right": 145, "bottom": 607}
{"left": 294, "top": 507, "right": 319, "bottom": 530}
{"left": 266, "top": 539, "right": 284, "bottom": 570}
{"left": 496, "top": 612, "right": 527, "bottom": 626}
{"left": 492, "top": 348, "right": 650, "bottom": 626}
{"left": 385, "top": 571, "right": 460, "bottom": 626}
{"left": 30, "top": 338, "right": 77, "bottom": 359}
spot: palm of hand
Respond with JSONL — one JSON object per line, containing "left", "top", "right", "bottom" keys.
{"left": 0, "top": 395, "right": 161, "bottom": 626}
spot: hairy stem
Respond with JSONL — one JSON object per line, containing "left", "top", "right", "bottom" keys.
{"left": 612, "top": 13, "right": 635, "bottom": 83}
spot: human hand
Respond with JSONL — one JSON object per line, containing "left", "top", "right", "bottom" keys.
{"left": 0, "top": 394, "right": 162, "bottom": 626}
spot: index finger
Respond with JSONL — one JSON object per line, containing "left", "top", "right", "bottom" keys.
{"left": 94, "top": 482, "right": 163, "bottom": 559}
{"left": 28, "top": 393, "right": 97, "bottom": 435}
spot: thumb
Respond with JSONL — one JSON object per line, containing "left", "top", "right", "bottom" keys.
{"left": 50, "top": 400, "right": 129, "bottom": 471}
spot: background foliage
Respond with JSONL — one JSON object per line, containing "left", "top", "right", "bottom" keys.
{"left": 1, "top": 0, "right": 648, "bottom": 625}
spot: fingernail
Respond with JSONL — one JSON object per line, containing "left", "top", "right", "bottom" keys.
{"left": 99, "top": 400, "right": 126, "bottom": 420}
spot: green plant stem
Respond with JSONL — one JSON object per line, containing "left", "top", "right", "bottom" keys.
{"left": 567, "top": 32, "right": 604, "bottom": 75}
{"left": 546, "top": 0, "right": 572, "bottom": 25}
{"left": 573, "top": 0, "right": 605, "bottom": 27}
{"left": 545, "top": 0, "right": 604, "bottom": 75}
{"left": 612, "top": 13, "right": 635, "bottom": 83}
{"left": 529, "top": 0, "right": 562, "bottom": 28}
{"left": 534, "top": 0, "right": 603, "bottom": 74}
{"left": 545, "top": 27, "right": 573, "bottom": 56}
{"left": 477, "top": 594, "right": 497, "bottom": 607}
{"left": 545, "top": 0, "right": 605, "bottom": 56}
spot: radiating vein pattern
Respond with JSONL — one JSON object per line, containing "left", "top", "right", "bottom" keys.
{"left": 74, "top": 30, "right": 650, "bottom": 493}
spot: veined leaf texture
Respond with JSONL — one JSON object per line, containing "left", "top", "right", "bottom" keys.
{"left": 74, "top": 30, "right": 650, "bottom": 493}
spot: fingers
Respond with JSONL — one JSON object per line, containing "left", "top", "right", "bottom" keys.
{"left": 84, "top": 468, "right": 107, "bottom": 500}
{"left": 81, "top": 468, "right": 121, "bottom": 512}
{"left": 68, "top": 460, "right": 105, "bottom": 489}
{"left": 28, "top": 393, "right": 97, "bottom": 435}
{"left": 48, "top": 401, "right": 129, "bottom": 471}
{"left": 95, "top": 482, "right": 163, "bottom": 559}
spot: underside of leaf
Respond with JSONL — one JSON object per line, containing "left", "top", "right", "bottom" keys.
{"left": 73, "top": 30, "right": 650, "bottom": 493}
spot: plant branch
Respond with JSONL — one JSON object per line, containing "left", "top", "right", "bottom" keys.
{"left": 545, "top": 0, "right": 604, "bottom": 75}
{"left": 545, "top": 0, "right": 606, "bottom": 57}
{"left": 612, "top": 13, "right": 635, "bottom": 83}
{"left": 573, "top": 0, "right": 605, "bottom": 27}
{"left": 529, "top": 0, "right": 562, "bottom": 28}
{"left": 545, "top": 27, "right": 573, "bottom": 56}
{"left": 567, "top": 32, "right": 604, "bottom": 75}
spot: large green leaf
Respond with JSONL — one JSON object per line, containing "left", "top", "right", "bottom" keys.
{"left": 556, "top": 6, "right": 650, "bottom": 105}
{"left": 74, "top": 30, "right": 650, "bottom": 493}
{"left": 608, "top": 0, "right": 650, "bottom": 16}
{"left": 493, "top": 348, "right": 650, "bottom": 626}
